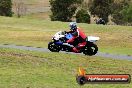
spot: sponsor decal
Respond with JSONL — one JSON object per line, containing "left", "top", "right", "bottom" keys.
{"left": 76, "top": 67, "right": 131, "bottom": 85}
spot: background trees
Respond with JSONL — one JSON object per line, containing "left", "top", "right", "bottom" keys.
{"left": 13, "top": 0, "right": 27, "bottom": 18}
{"left": 0, "top": 0, "right": 13, "bottom": 17}
{"left": 49, "top": 0, "right": 82, "bottom": 22}
{"left": 111, "top": 0, "right": 132, "bottom": 25}
{"left": 76, "top": 9, "right": 90, "bottom": 23}
{"left": 121, "top": 4, "right": 132, "bottom": 24}
{"left": 89, "top": 0, "right": 113, "bottom": 23}
{"left": 0, "top": 0, "right": 131, "bottom": 25}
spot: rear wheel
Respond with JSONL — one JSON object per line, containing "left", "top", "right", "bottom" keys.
{"left": 48, "top": 42, "right": 61, "bottom": 52}
{"left": 83, "top": 43, "right": 98, "bottom": 56}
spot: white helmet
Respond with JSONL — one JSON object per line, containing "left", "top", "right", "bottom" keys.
{"left": 69, "top": 22, "right": 77, "bottom": 31}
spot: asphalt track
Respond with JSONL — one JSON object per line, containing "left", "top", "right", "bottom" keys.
{"left": 0, "top": 44, "right": 132, "bottom": 60}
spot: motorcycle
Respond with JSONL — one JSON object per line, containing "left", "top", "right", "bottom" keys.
{"left": 48, "top": 31, "right": 100, "bottom": 56}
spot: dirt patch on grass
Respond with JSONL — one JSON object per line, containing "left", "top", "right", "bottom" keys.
{"left": 0, "top": 51, "right": 49, "bottom": 66}
{"left": 0, "top": 52, "right": 40, "bottom": 58}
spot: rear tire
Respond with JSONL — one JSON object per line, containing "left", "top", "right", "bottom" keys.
{"left": 83, "top": 43, "right": 98, "bottom": 56}
{"left": 48, "top": 42, "right": 61, "bottom": 52}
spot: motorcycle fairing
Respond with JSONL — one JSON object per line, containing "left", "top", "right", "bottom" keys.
{"left": 66, "top": 33, "right": 73, "bottom": 39}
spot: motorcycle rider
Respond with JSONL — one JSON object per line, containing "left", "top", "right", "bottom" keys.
{"left": 66, "top": 22, "right": 87, "bottom": 53}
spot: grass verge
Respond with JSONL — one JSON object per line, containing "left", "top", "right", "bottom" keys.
{"left": 0, "top": 48, "right": 132, "bottom": 88}
{"left": 0, "top": 16, "right": 132, "bottom": 55}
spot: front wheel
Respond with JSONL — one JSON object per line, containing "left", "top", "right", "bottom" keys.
{"left": 48, "top": 42, "right": 61, "bottom": 52}
{"left": 83, "top": 43, "right": 98, "bottom": 56}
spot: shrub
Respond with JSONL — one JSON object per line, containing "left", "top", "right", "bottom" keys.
{"left": 0, "top": 0, "right": 13, "bottom": 17}
{"left": 76, "top": 9, "right": 90, "bottom": 23}
{"left": 49, "top": 0, "right": 82, "bottom": 22}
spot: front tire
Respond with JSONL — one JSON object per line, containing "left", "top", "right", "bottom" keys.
{"left": 83, "top": 43, "right": 98, "bottom": 56}
{"left": 48, "top": 42, "right": 61, "bottom": 52}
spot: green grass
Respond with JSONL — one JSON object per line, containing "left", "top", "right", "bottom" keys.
{"left": 0, "top": 48, "right": 132, "bottom": 88}
{"left": 1, "top": 1, "right": 131, "bottom": 88}
{"left": 0, "top": 16, "right": 132, "bottom": 55}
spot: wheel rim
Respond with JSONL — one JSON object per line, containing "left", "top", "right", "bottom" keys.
{"left": 84, "top": 45, "right": 98, "bottom": 55}
{"left": 91, "top": 46, "right": 97, "bottom": 53}
{"left": 48, "top": 42, "right": 61, "bottom": 52}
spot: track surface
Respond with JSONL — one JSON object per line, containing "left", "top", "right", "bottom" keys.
{"left": 0, "top": 44, "right": 132, "bottom": 60}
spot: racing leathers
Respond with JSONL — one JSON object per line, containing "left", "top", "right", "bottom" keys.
{"left": 67, "top": 27, "right": 87, "bottom": 53}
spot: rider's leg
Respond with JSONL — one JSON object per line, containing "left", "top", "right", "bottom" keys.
{"left": 72, "top": 42, "right": 87, "bottom": 53}
{"left": 73, "top": 47, "right": 79, "bottom": 53}
{"left": 78, "top": 42, "right": 87, "bottom": 48}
